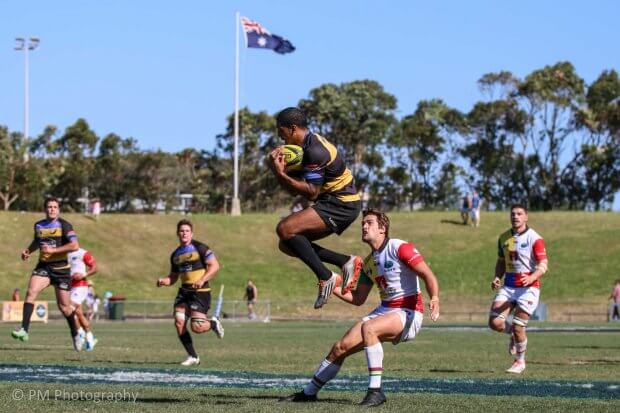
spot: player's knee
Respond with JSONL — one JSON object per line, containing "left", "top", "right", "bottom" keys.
{"left": 59, "top": 304, "right": 74, "bottom": 317}
{"left": 276, "top": 221, "right": 297, "bottom": 240}
{"left": 360, "top": 321, "right": 377, "bottom": 340}
{"left": 488, "top": 312, "right": 506, "bottom": 332}
{"left": 190, "top": 317, "right": 209, "bottom": 333}
{"left": 330, "top": 340, "right": 349, "bottom": 359}
{"left": 512, "top": 317, "right": 528, "bottom": 337}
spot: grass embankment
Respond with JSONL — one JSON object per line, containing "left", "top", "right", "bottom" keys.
{"left": 0, "top": 211, "right": 618, "bottom": 318}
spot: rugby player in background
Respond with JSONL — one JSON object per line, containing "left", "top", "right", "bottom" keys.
{"left": 280, "top": 209, "right": 440, "bottom": 406}
{"left": 269, "top": 107, "right": 363, "bottom": 309}
{"left": 68, "top": 247, "right": 98, "bottom": 351}
{"left": 157, "top": 219, "right": 224, "bottom": 366}
{"left": 488, "top": 204, "right": 548, "bottom": 374}
{"left": 12, "top": 197, "right": 81, "bottom": 350}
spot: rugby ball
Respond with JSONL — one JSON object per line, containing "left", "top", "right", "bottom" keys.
{"left": 282, "top": 145, "right": 303, "bottom": 172}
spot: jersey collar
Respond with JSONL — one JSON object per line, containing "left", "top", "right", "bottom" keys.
{"left": 512, "top": 226, "right": 530, "bottom": 236}
{"left": 374, "top": 237, "right": 390, "bottom": 253}
{"left": 302, "top": 130, "right": 313, "bottom": 148}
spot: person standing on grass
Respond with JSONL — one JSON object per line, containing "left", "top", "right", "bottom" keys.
{"left": 609, "top": 279, "right": 620, "bottom": 321}
{"left": 12, "top": 197, "right": 82, "bottom": 351}
{"left": 488, "top": 204, "right": 548, "bottom": 374}
{"left": 470, "top": 191, "right": 482, "bottom": 227}
{"left": 280, "top": 209, "right": 440, "bottom": 407}
{"left": 244, "top": 280, "right": 258, "bottom": 320}
{"left": 157, "top": 219, "right": 224, "bottom": 366}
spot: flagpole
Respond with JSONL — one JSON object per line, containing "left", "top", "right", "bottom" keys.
{"left": 231, "top": 11, "right": 242, "bottom": 216}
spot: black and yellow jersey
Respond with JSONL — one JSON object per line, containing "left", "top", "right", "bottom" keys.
{"left": 169, "top": 240, "right": 215, "bottom": 291}
{"left": 33, "top": 218, "right": 77, "bottom": 266}
{"left": 301, "top": 132, "right": 360, "bottom": 203}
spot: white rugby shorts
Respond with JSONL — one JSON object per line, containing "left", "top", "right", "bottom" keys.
{"left": 363, "top": 306, "right": 424, "bottom": 344}
{"left": 493, "top": 285, "right": 540, "bottom": 315}
{"left": 70, "top": 286, "right": 89, "bottom": 305}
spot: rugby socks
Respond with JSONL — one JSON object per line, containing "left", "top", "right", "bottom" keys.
{"left": 303, "top": 358, "right": 341, "bottom": 396}
{"left": 310, "top": 243, "right": 350, "bottom": 267}
{"left": 283, "top": 235, "right": 332, "bottom": 281}
{"left": 365, "top": 343, "right": 384, "bottom": 389}
{"left": 179, "top": 331, "right": 198, "bottom": 358}
{"left": 515, "top": 339, "right": 527, "bottom": 362}
{"left": 65, "top": 312, "right": 79, "bottom": 337}
{"left": 21, "top": 302, "right": 34, "bottom": 332}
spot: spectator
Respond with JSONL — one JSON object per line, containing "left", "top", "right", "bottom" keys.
{"left": 609, "top": 279, "right": 620, "bottom": 322}
{"left": 460, "top": 193, "right": 471, "bottom": 225}
{"left": 470, "top": 191, "right": 483, "bottom": 228}
{"left": 244, "top": 280, "right": 258, "bottom": 320}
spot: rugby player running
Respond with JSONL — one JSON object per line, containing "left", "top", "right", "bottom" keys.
{"left": 488, "top": 204, "right": 548, "bottom": 374}
{"left": 12, "top": 197, "right": 81, "bottom": 350}
{"left": 157, "top": 219, "right": 224, "bottom": 366}
{"left": 280, "top": 209, "right": 440, "bottom": 406}
{"left": 269, "top": 107, "right": 363, "bottom": 309}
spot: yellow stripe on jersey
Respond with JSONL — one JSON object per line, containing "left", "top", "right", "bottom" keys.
{"left": 315, "top": 134, "right": 337, "bottom": 165}
{"left": 40, "top": 252, "right": 68, "bottom": 263}
{"left": 337, "top": 193, "right": 362, "bottom": 202}
{"left": 322, "top": 168, "right": 353, "bottom": 193}
{"left": 180, "top": 269, "right": 205, "bottom": 284}
{"left": 174, "top": 252, "right": 201, "bottom": 265}
{"left": 38, "top": 228, "right": 63, "bottom": 237}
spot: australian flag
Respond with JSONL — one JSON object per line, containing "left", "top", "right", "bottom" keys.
{"left": 241, "top": 17, "right": 295, "bottom": 54}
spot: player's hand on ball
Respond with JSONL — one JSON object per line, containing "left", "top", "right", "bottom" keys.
{"left": 429, "top": 297, "right": 440, "bottom": 322}
{"left": 269, "top": 147, "right": 285, "bottom": 175}
{"left": 491, "top": 276, "right": 502, "bottom": 290}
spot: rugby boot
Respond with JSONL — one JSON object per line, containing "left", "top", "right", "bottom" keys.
{"left": 314, "top": 273, "right": 340, "bottom": 309}
{"left": 73, "top": 334, "right": 84, "bottom": 352}
{"left": 278, "top": 391, "right": 318, "bottom": 402}
{"left": 360, "top": 388, "right": 387, "bottom": 407}
{"left": 341, "top": 255, "right": 363, "bottom": 295}
{"left": 181, "top": 356, "right": 200, "bottom": 366}
{"left": 211, "top": 316, "right": 225, "bottom": 339}
{"left": 506, "top": 360, "right": 526, "bottom": 374}
{"left": 11, "top": 328, "right": 29, "bottom": 342}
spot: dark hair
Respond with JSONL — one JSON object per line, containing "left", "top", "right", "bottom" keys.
{"left": 276, "top": 107, "right": 308, "bottom": 128}
{"left": 510, "top": 204, "right": 528, "bottom": 214}
{"left": 177, "top": 219, "right": 193, "bottom": 232}
{"left": 44, "top": 197, "right": 60, "bottom": 208}
{"left": 362, "top": 208, "right": 390, "bottom": 237}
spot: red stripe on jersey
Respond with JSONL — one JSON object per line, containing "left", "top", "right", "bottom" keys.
{"left": 381, "top": 294, "right": 424, "bottom": 312}
{"left": 397, "top": 242, "right": 424, "bottom": 269}
{"left": 533, "top": 238, "right": 547, "bottom": 261}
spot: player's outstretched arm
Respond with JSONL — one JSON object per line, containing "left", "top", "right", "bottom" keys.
{"left": 412, "top": 261, "right": 440, "bottom": 322}
{"left": 333, "top": 282, "right": 373, "bottom": 306}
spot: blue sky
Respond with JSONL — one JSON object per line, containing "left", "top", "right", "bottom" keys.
{"left": 1, "top": 1, "right": 619, "bottom": 205}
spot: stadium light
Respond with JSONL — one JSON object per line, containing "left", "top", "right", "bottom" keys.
{"left": 14, "top": 36, "right": 40, "bottom": 162}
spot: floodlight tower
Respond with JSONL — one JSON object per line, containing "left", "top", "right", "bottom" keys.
{"left": 14, "top": 36, "right": 40, "bottom": 161}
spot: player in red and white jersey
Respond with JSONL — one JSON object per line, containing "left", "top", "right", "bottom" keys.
{"left": 280, "top": 209, "right": 440, "bottom": 407}
{"left": 68, "top": 248, "right": 98, "bottom": 351}
{"left": 489, "top": 204, "right": 548, "bottom": 374}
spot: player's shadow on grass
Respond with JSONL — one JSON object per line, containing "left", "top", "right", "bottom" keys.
{"left": 0, "top": 346, "right": 48, "bottom": 352}
{"left": 135, "top": 397, "right": 197, "bottom": 404}
{"left": 200, "top": 393, "right": 351, "bottom": 404}
{"left": 440, "top": 219, "right": 467, "bottom": 226}
{"left": 555, "top": 345, "right": 620, "bottom": 350}
{"left": 89, "top": 360, "right": 181, "bottom": 366}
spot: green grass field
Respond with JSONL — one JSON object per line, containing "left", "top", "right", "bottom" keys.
{"left": 0, "top": 321, "right": 618, "bottom": 412}
{"left": 1, "top": 211, "right": 619, "bottom": 315}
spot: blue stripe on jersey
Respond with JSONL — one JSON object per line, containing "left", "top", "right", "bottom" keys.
{"left": 304, "top": 171, "right": 323, "bottom": 182}
{"left": 504, "top": 273, "right": 516, "bottom": 286}
{"left": 174, "top": 244, "right": 197, "bottom": 256}
{"left": 35, "top": 220, "right": 62, "bottom": 229}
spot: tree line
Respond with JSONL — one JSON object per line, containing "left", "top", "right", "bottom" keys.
{"left": 1, "top": 61, "right": 619, "bottom": 213}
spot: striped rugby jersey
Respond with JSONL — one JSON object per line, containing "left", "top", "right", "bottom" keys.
{"left": 498, "top": 227, "right": 547, "bottom": 289}
{"left": 170, "top": 240, "right": 215, "bottom": 291}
